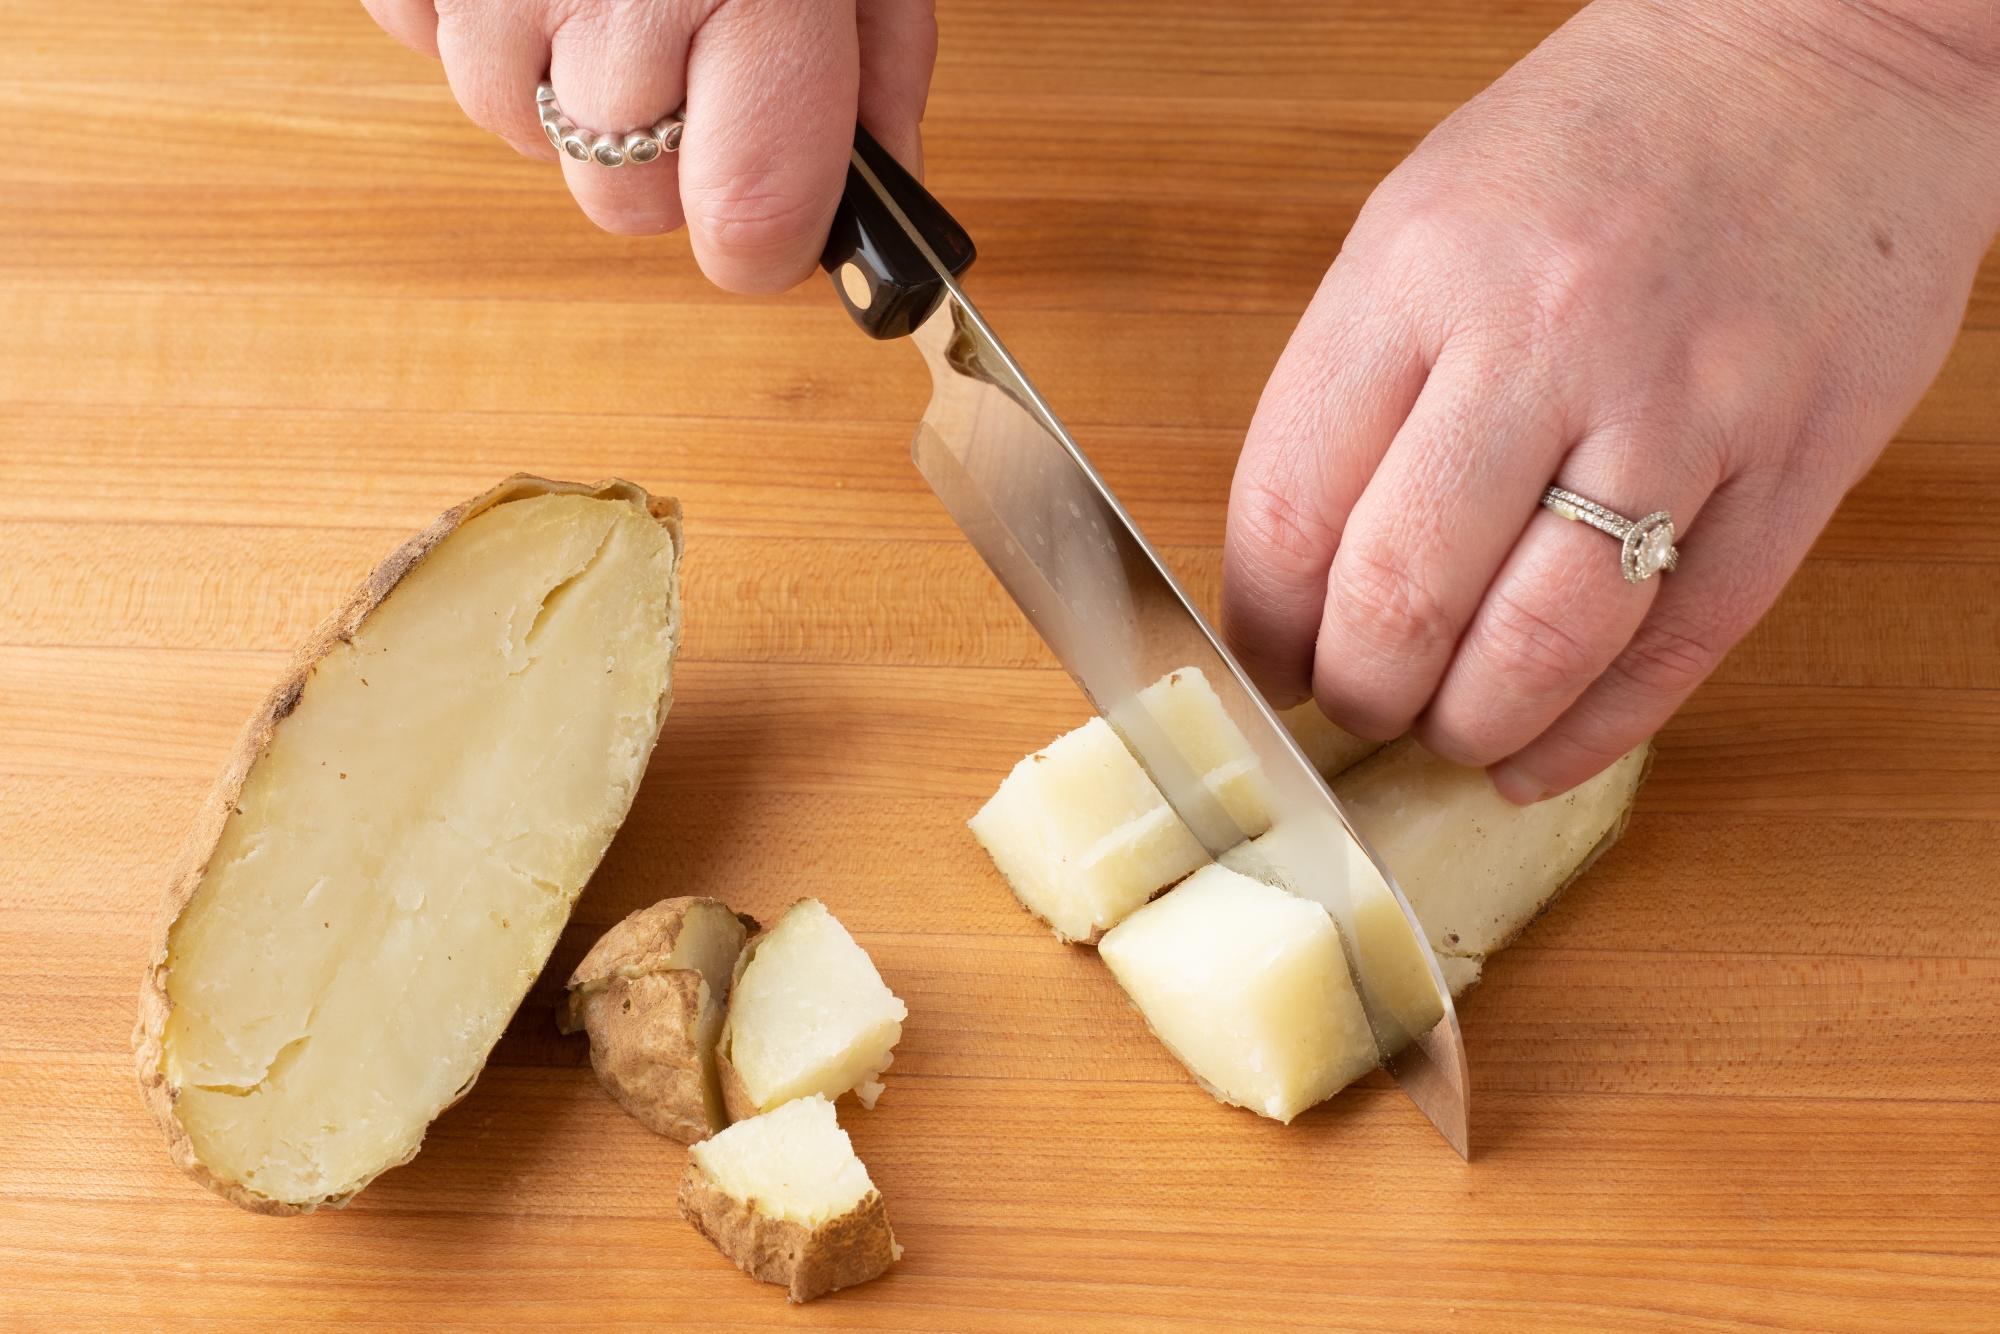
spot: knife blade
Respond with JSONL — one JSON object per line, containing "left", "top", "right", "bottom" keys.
{"left": 821, "top": 130, "right": 1469, "bottom": 1157}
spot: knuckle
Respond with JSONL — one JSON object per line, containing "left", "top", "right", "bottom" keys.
{"left": 685, "top": 170, "right": 832, "bottom": 259}
{"left": 1229, "top": 478, "right": 1338, "bottom": 573}
{"left": 1609, "top": 611, "right": 1731, "bottom": 700}
{"left": 1478, "top": 583, "right": 1606, "bottom": 691}
{"left": 1327, "top": 546, "right": 1455, "bottom": 661}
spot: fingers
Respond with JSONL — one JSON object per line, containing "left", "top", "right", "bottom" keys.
{"left": 1483, "top": 465, "right": 1818, "bottom": 802}
{"left": 433, "top": 3, "right": 556, "bottom": 159}
{"left": 361, "top": 0, "right": 439, "bottom": 59}
{"left": 856, "top": 0, "right": 938, "bottom": 174}
{"left": 548, "top": 5, "right": 697, "bottom": 233}
{"left": 1307, "top": 350, "right": 1568, "bottom": 739}
{"left": 680, "top": 0, "right": 860, "bottom": 292}
{"left": 1416, "top": 422, "right": 1725, "bottom": 774}
{"left": 1222, "top": 271, "right": 1429, "bottom": 707}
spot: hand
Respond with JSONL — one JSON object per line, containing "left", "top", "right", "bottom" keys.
{"left": 361, "top": 0, "right": 937, "bottom": 291}
{"left": 1221, "top": 0, "right": 2000, "bottom": 802}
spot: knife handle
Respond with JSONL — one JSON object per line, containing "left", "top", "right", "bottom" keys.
{"left": 820, "top": 125, "right": 976, "bottom": 340}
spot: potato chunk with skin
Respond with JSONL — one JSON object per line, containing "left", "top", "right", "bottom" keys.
{"left": 133, "top": 478, "right": 684, "bottom": 1214}
{"left": 680, "top": 1095, "right": 901, "bottom": 1303}
{"left": 1098, "top": 864, "right": 1380, "bottom": 1122}
{"left": 1337, "top": 740, "right": 1651, "bottom": 958}
{"left": 561, "top": 897, "right": 757, "bottom": 1144}
{"left": 716, "top": 900, "right": 907, "bottom": 1119}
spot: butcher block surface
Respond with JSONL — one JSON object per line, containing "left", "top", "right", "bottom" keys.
{"left": 3, "top": 1, "right": 1998, "bottom": 1329}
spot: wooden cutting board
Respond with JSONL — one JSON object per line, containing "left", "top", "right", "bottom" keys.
{"left": 3, "top": 1, "right": 1996, "bottom": 1328}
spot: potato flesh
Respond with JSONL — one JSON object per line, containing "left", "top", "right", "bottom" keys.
{"left": 1098, "top": 864, "right": 1379, "bottom": 1122}
{"left": 967, "top": 669, "right": 1274, "bottom": 943}
{"left": 724, "top": 901, "right": 906, "bottom": 1112}
{"left": 689, "top": 1095, "right": 874, "bottom": 1227}
{"left": 161, "top": 494, "right": 677, "bottom": 1206}
{"left": 1337, "top": 740, "right": 1649, "bottom": 958}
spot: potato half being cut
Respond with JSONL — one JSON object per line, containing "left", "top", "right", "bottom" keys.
{"left": 134, "top": 476, "right": 683, "bottom": 1213}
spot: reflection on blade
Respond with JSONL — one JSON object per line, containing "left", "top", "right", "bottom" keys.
{"left": 907, "top": 294, "right": 1469, "bottom": 1156}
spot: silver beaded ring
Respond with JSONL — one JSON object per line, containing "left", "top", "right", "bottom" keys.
{"left": 536, "top": 82, "right": 683, "bottom": 168}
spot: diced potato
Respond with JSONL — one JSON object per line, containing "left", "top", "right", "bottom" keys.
{"left": 561, "top": 897, "right": 758, "bottom": 1144}
{"left": 969, "top": 667, "right": 1280, "bottom": 944}
{"left": 1097, "top": 864, "right": 1380, "bottom": 1122}
{"left": 680, "top": 1095, "right": 900, "bottom": 1303}
{"left": 1278, "top": 700, "right": 1379, "bottom": 777}
{"left": 715, "top": 900, "right": 907, "bottom": 1118}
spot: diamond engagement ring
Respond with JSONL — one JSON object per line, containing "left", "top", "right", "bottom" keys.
{"left": 1540, "top": 486, "right": 1679, "bottom": 583}
{"left": 536, "top": 83, "right": 683, "bottom": 168}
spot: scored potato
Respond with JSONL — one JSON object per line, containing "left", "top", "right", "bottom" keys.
{"left": 561, "top": 897, "right": 758, "bottom": 1144}
{"left": 969, "top": 670, "right": 1355, "bottom": 944}
{"left": 680, "top": 1094, "right": 901, "bottom": 1303}
{"left": 1098, "top": 863, "right": 1379, "bottom": 1122}
{"left": 716, "top": 900, "right": 907, "bottom": 1120}
{"left": 134, "top": 476, "right": 683, "bottom": 1214}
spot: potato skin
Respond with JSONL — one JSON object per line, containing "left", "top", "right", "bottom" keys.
{"left": 562, "top": 896, "right": 758, "bottom": 1144}
{"left": 678, "top": 1163, "right": 900, "bottom": 1302}
{"left": 132, "top": 475, "right": 683, "bottom": 1215}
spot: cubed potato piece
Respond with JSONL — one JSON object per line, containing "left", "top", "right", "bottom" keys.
{"left": 716, "top": 900, "right": 907, "bottom": 1119}
{"left": 1097, "top": 864, "right": 1380, "bottom": 1122}
{"left": 968, "top": 667, "right": 1277, "bottom": 944}
{"left": 134, "top": 478, "right": 683, "bottom": 1213}
{"left": 1336, "top": 740, "right": 1651, "bottom": 958}
{"left": 560, "top": 897, "right": 758, "bottom": 1144}
{"left": 680, "top": 1095, "right": 901, "bottom": 1303}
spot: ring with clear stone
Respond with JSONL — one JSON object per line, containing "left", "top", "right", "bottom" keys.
{"left": 1540, "top": 486, "right": 1680, "bottom": 583}
{"left": 535, "top": 82, "right": 683, "bottom": 168}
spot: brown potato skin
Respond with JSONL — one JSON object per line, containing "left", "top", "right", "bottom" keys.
{"left": 561, "top": 896, "right": 758, "bottom": 1144}
{"left": 132, "top": 475, "right": 683, "bottom": 1215}
{"left": 678, "top": 1162, "right": 900, "bottom": 1302}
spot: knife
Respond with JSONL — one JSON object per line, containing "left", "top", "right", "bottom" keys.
{"left": 818, "top": 128, "right": 1469, "bottom": 1157}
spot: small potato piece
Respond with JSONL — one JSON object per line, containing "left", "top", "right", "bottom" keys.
{"left": 680, "top": 1094, "right": 901, "bottom": 1303}
{"left": 716, "top": 901, "right": 907, "bottom": 1119}
{"left": 560, "top": 897, "right": 757, "bottom": 1144}
{"left": 1098, "top": 864, "right": 1379, "bottom": 1122}
{"left": 1336, "top": 740, "right": 1651, "bottom": 958}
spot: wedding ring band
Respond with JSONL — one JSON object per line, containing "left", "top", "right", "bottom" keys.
{"left": 1541, "top": 486, "right": 1680, "bottom": 583}
{"left": 536, "top": 83, "right": 683, "bottom": 167}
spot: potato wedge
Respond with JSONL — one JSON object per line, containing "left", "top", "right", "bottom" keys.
{"left": 680, "top": 1094, "right": 901, "bottom": 1303}
{"left": 716, "top": 900, "right": 907, "bottom": 1119}
{"left": 561, "top": 897, "right": 758, "bottom": 1144}
{"left": 134, "top": 476, "right": 683, "bottom": 1213}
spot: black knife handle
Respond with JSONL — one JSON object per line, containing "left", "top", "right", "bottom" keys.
{"left": 819, "top": 125, "right": 976, "bottom": 340}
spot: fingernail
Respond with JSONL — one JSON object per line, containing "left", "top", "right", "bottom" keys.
{"left": 1488, "top": 760, "right": 1546, "bottom": 806}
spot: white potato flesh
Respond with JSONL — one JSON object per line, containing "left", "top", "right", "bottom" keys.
{"left": 1337, "top": 740, "right": 1649, "bottom": 958}
{"left": 1097, "top": 864, "right": 1379, "bottom": 1122}
{"left": 967, "top": 669, "right": 1275, "bottom": 943}
{"left": 1277, "top": 701, "right": 1379, "bottom": 777}
{"left": 160, "top": 493, "right": 678, "bottom": 1206}
{"left": 722, "top": 900, "right": 907, "bottom": 1112}
{"left": 689, "top": 1095, "right": 874, "bottom": 1227}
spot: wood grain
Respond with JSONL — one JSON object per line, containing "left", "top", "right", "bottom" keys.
{"left": 3, "top": 0, "right": 1997, "bottom": 1329}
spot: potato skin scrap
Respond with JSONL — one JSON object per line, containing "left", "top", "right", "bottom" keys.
{"left": 132, "top": 475, "right": 683, "bottom": 1215}
{"left": 562, "top": 896, "right": 758, "bottom": 1144}
{"left": 677, "top": 1167, "right": 900, "bottom": 1303}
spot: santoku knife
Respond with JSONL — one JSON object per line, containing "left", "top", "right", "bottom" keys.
{"left": 817, "top": 129, "right": 1469, "bottom": 1157}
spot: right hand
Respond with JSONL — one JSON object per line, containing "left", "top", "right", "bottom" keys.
{"left": 362, "top": 0, "right": 938, "bottom": 292}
